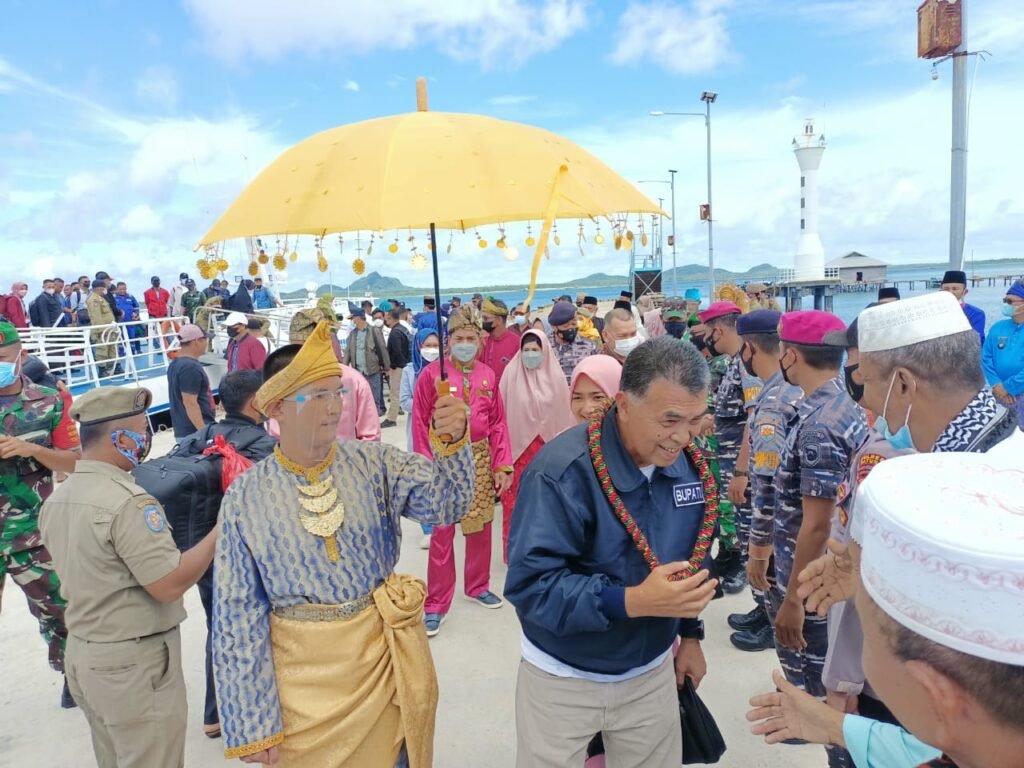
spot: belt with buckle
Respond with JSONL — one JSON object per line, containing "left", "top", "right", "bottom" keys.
{"left": 272, "top": 594, "right": 373, "bottom": 622}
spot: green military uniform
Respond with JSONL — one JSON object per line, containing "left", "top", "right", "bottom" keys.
{"left": 181, "top": 289, "right": 205, "bottom": 323}
{"left": 86, "top": 290, "right": 117, "bottom": 375}
{"left": 0, "top": 324, "right": 77, "bottom": 675}
{"left": 697, "top": 353, "right": 736, "bottom": 548}
{"left": 39, "top": 387, "right": 188, "bottom": 768}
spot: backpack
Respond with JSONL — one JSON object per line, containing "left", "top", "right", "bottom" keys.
{"left": 132, "top": 430, "right": 266, "bottom": 552}
{"left": 73, "top": 290, "right": 90, "bottom": 326}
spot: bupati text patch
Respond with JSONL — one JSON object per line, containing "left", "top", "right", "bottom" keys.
{"left": 673, "top": 483, "right": 705, "bottom": 507}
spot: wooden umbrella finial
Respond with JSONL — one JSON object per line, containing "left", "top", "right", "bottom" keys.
{"left": 416, "top": 77, "right": 428, "bottom": 112}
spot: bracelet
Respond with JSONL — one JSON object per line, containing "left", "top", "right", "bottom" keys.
{"left": 733, "top": 470, "right": 749, "bottom": 477}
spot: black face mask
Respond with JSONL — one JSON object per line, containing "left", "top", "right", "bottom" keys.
{"left": 740, "top": 344, "right": 756, "bottom": 378}
{"left": 705, "top": 330, "right": 721, "bottom": 358}
{"left": 844, "top": 363, "right": 864, "bottom": 403}
{"left": 482, "top": 321, "right": 495, "bottom": 334}
{"left": 780, "top": 354, "right": 796, "bottom": 385}
{"left": 227, "top": 326, "right": 241, "bottom": 339}
{"left": 665, "top": 321, "right": 686, "bottom": 339}
{"left": 559, "top": 328, "right": 578, "bottom": 343}
{"left": 690, "top": 334, "right": 707, "bottom": 352}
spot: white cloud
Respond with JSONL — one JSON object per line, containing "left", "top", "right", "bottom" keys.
{"left": 612, "top": 0, "right": 734, "bottom": 75}
{"left": 182, "top": 0, "right": 589, "bottom": 68}
{"left": 135, "top": 66, "right": 180, "bottom": 108}
{"left": 120, "top": 204, "right": 163, "bottom": 234}
{"left": 64, "top": 171, "right": 109, "bottom": 200}
{"left": 343, "top": 80, "right": 360, "bottom": 92}
{"left": 489, "top": 95, "right": 536, "bottom": 106}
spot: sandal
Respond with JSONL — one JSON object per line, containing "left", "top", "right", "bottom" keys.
{"left": 202, "top": 724, "right": 222, "bottom": 739}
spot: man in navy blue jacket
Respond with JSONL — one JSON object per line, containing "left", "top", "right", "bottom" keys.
{"left": 505, "top": 335, "right": 718, "bottom": 768}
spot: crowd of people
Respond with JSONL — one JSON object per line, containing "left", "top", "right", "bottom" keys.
{"left": 2, "top": 264, "right": 1023, "bottom": 768}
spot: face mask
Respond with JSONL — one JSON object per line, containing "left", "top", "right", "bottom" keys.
{"left": 843, "top": 363, "right": 864, "bottom": 403}
{"left": 690, "top": 334, "right": 707, "bottom": 352}
{"left": 558, "top": 328, "right": 578, "bottom": 344}
{"left": 45, "top": 288, "right": 55, "bottom": 295}
{"left": 614, "top": 335, "right": 642, "bottom": 358}
{"left": 111, "top": 428, "right": 150, "bottom": 467}
{"left": 875, "top": 370, "right": 914, "bottom": 451}
{"left": 513, "top": 315, "right": 527, "bottom": 326}
{"left": 227, "top": 327, "right": 241, "bottom": 339}
{"left": 740, "top": 345, "right": 756, "bottom": 378}
{"left": 779, "top": 352, "right": 796, "bottom": 385}
{"left": 705, "top": 330, "right": 720, "bottom": 358}
{"left": 420, "top": 347, "right": 440, "bottom": 362}
{"left": 482, "top": 321, "right": 495, "bottom": 333}
{"left": 0, "top": 360, "right": 20, "bottom": 388}
{"left": 577, "top": 308, "right": 593, "bottom": 319}
{"left": 452, "top": 343, "right": 478, "bottom": 363}
{"left": 373, "top": 319, "right": 384, "bottom": 328}
{"left": 521, "top": 351, "right": 544, "bottom": 370}
{"left": 1002, "top": 303, "right": 1021, "bottom": 318}
{"left": 665, "top": 321, "right": 686, "bottom": 339}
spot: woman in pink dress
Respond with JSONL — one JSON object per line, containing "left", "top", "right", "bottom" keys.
{"left": 569, "top": 355, "right": 623, "bottom": 423}
{"left": 497, "top": 329, "right": 575, "bottom": 563}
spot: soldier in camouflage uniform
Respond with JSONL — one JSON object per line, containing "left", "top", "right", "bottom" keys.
{"left": 728, "top": 310, "right": 803, "bottom": 652}
{"left": 770, "top": 311, "right": 867, "bottom": 768}
{"left": 0, "top": 321, "right": 81, "bottom": 706}
{"left": 699, "top": 302, "right": 761, "bottom": 593}
{"left": 548, "top": 300, "right": 597, "bottom": 385}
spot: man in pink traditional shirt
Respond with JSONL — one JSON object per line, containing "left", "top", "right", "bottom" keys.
{"left": 413, "top": 306, "right": 513, "bottom": 637}
{"left": 480, "top": 297, "right": 520, "bottom": 383}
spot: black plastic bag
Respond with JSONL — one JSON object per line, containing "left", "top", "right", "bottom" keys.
{"left": 679, "top": 679, "right": 726, "bottom": 765}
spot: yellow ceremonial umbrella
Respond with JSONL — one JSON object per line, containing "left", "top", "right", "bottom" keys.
{"left": 198, "top": 79, "right": 664, "bottom": 377}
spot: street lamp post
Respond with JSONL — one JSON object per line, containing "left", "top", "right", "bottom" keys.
{"left": 637, "top": 178, "right": 675, "bottom": 295}
{"left": 650, "top": 90, "right": 718, "bottom": 294}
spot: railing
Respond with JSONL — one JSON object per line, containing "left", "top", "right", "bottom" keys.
{"left": 776, "top": 266, "right": 841, "bottom": 284}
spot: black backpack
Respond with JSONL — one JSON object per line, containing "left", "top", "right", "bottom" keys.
{"left": 132, "top": 430, "right": 266, "bottom": 552}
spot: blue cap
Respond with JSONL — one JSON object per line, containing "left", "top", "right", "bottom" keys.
{"left": 736, "top": 309, "right": 782, "bottom": 336}
{"left": 549, "top": 301, "right": 576, "bottom": 326}
{"left": 350, "top": 308, "right": 366, "bottom": 319}
{"left": 684, "top": 288, "right": 701, "bottom": 302}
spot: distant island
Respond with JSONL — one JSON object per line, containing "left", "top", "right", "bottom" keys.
{"left": 278, "top": 257, "right": 1024, "bottom": 300}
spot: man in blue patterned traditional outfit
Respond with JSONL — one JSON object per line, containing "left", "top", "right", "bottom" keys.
{"left": 212, "top": 321, "right": 473, "bottom": 768}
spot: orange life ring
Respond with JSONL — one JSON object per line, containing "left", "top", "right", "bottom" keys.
{"left": 160, "top": 320, "right": 181, "bottom": 359}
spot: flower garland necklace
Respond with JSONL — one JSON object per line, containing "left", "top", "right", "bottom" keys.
{"left": 587, "top": 402, "right": 719, "bottom": 581}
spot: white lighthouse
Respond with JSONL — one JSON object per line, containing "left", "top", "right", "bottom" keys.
{"left": 793, "top": 119, "right": 826, "bottom": 281}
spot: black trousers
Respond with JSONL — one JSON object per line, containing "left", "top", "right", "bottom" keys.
{"left": 197, "top": 567, "right": 219, "bottom": 726}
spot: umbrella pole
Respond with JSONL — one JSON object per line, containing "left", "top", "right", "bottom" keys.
{"left": 430, "top": 222, "right": 446, "bottom": 381}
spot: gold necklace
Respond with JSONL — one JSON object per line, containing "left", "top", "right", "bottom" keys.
{"left": 274, "top": 444, "right": 344, "bottom": 562}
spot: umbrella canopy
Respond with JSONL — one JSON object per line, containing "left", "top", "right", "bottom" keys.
{"left": 197, "top": 111, "right": 662, "bottom": 243}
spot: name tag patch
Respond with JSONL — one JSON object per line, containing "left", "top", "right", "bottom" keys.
{"left": 674, "top": 483, "right": 705, "bottom": 507}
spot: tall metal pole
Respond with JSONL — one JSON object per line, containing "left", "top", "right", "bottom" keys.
{"left": 949, "top": 0, "right": 968, "bottom": 271}
{"left": 705, "top": 104, "right": 716, "bottom": 295}
{"left": 668, "top": 171, "right": 678, "bottom": 296}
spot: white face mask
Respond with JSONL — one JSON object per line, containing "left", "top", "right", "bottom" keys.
{"left": 420, "top": 347, "right": 440, "bottom": 362}
{"left": 614, "top": 335, "right": 642, "bottom": 358}
{"left": 521, "top": 350, "right": 544, "bottom": 370}
{"left": 373, "top": 318, "right": 384, "bottom": 328}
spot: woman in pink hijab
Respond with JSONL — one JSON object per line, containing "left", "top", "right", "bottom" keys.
{"left": 569, "top": 355, "right": 623, "bottom": 423}
{"left": 498, "top": 329, "right": 575, "bottom": 563}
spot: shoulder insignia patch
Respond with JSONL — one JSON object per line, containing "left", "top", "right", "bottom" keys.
{"left": 143, "top": 504, "right": 166, "bottom": 533}
{"left": 759, "top": 424, "right": 776, "bottom": 438}
{"left": 857, "top": 453, "right": 886, "bottom": 482}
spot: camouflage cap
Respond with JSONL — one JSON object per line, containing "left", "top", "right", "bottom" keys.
{"left": 0, "top": 321, "right": 20, "bottom": 347}
{"left": 71, "top": 387, "right": 152, "bottom": 426}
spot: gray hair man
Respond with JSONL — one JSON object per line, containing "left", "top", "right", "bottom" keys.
{"left": 601, "top": 307, "right": 641, "bottom": 362}
{"left": 506, "top": 336, "right": 718, "bottom": 768}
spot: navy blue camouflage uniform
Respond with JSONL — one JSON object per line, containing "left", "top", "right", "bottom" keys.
{"left": 769, "top": 376, "right": 867, "bottom": 768}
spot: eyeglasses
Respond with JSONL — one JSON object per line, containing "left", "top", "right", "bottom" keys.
{"left": 283, "top": 386, "right": 348, "bottom": 404}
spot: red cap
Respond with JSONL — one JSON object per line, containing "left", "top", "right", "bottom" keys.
{"left": 698, "top": 301, "right": 741, "bottom": 323}
{"left": 779, "top": 310, "right": 846, "bottom": 346}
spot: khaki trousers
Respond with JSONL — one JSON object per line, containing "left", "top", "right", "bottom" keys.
{"left": 66, "top": 627, "right": 187, "bottom": 768}
{"left": 385, "top": 368, "right": 403, "bottom": 421}
{"left": 514, "top": 654, "right": 681, "bottom": 768}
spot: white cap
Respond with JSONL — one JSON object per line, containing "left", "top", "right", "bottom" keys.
{"left": 858, "top": 291, "right": 970, "bottom": 352}
{"left": 856, "top": 451, "right": 1024, "bottom": 665}
{"left": 220, "top": 311, "right": 248, "bottom": 327}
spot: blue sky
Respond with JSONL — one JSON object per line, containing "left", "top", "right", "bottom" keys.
{"left": 2, "top": 0, "right": 1021, "bottom": 294}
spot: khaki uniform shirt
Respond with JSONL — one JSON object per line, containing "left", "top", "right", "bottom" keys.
{"left": 39, "top": 459, "right": 184, "bottom": 641}
{"left": 86, "top": 292, "right": 114, "bottom": 327}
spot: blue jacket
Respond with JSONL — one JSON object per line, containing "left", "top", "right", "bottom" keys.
{"left": 962, "top": 302, "right": 986, "bottom": 344}
{"left": 504, "top": 408, "right": 705, "bottom": 675}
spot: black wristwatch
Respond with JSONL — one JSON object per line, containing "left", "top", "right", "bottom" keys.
{"left": 679, "top": 619, "right": 705, "bottom": 641}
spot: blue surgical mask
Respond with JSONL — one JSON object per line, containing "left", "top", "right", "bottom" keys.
{"left": 521, "top": 351, "right": 544, "bottom": 370}
{"left": 0, "top": 360, "right": 19, "bottom": 388}
{"left": 1002, "top": 303, "right": 1019, "bottom": 319}
{"left": 875, "top": 370, "right": 914, "bottom": 451}
{"left": 452, "top": 343, "right": 478, "bottom": 363}
{"left": 513, "top": 315, "right": 527, "bottom": 326}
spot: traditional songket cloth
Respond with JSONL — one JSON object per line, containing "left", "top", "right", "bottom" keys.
{"left": 412, "top": 307, "right": 513, "bottom": 615}
{"left": 497, "top": 329, "right": 574, "bottom": 563}
{"left": 212, "top": 322, "right": 474, "bottom": 767}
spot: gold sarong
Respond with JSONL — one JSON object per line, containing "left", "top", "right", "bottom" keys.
{"left": 461, "top": 440, "right": 494, "bottom": 535}
{"left": 269, "top": 574, "right": 439, "bottom": 767}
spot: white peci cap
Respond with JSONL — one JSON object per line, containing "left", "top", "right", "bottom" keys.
{"left": 856, "top": 451, "right": 1024, "bottom": 665}
{"left": 220, "top": 311, "right": 248, "bottom": 327}
{"left": 857, "top": 291, "right": 970, "bottom": 353}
